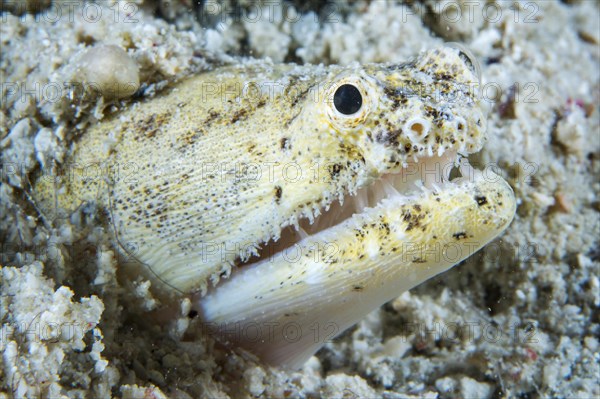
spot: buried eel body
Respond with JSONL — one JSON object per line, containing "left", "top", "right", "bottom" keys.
{"left": 33, "top": 47, "right": 516, "bottom": 369}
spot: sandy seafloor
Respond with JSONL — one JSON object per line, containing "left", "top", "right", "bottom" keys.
{"left": 0, "top": 0, "right": 599, "bottom": 398}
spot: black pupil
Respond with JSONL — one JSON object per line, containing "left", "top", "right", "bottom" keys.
{"left": 333, "top": 84, "right": 362, "bottom": 115}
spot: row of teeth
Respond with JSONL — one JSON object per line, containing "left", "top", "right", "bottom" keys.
{"left": 284, "top": 151, "right": 465, "bottom": 242}
{"left": 242, "top": 151, "right": 468, "bottom": 266}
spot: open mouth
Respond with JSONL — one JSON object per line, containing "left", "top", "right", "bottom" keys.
{"left": 239, "top": 150, "right": 461, "bottom": 267}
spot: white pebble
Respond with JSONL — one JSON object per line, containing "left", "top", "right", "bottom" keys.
{"left": 76, "top": 45, "right": 140, "bottom": 100}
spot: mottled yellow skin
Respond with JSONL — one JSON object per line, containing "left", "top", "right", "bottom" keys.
{"left": 32, "top": 47, "right": 515, "bottom": 368}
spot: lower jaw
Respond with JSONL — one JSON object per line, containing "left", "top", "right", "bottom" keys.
{"left": 196, "top": 156, "right": 516, "bottom": 369}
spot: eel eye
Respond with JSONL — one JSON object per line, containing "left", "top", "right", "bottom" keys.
{"left": 333, "top": 84, "right": 363, "bottom": 115}
{"left": 326, "top": 75, "right": 375, "bottom": 130}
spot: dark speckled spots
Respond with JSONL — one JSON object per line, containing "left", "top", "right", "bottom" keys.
{"left": 274, "top": 186, "right": 282, "bottom": 203}
{"left": 328, "top": 163, "right": 343, "bottom": 179}
{"left": 136, "top": 113, "right": 168, "bottom": 139}
{"left": 179, "top": 128, "right": 205, "bottom": 147}
{"left": 380, "top": 222, "right": 391, "bottom": 235}
{"left": 384, "top": 87, "right": 403, "bottom": 111}
{"left": 475, "top": 195, "right": 488, "bottom": 206}
{"left": 452, "top": 232, "right": 467, "bottom": 240}
{"left": 284, "top": 111, "right": 301, "bottom": 127}
{"left": 204, "top": 110, "right": 219, "bottom": 125}
{"left": 376, "top": 128, "right": 401, "bottom": 146}
{"left": 402, "top": 207, "right": 426, "bottom": 232}
{"left": 231, "top": 109, "right": 248, "bottom": 123}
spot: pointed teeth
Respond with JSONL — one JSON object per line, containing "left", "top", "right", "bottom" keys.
{"left": 414, "top": 179, "right": 434, "bottom": 195}
{"left": 241, "top": 244, "right": 260, "bottom": 261}
{"left": 353, "top": 190, "right": 368, "bottom": 213}
{"left": 306, "top": 207, "right": 319, "bottom": 225}
{"left": 382, "top": 178, "right": 400, "bottom": 198}
{"left": 291, "top": 217, "right": 300, "bottom": 231}
{"left": 459, "top": 157, "right": 475, "bottom": 178}
{"left": 296, "top": 226, "right": 309, "bottom": 240}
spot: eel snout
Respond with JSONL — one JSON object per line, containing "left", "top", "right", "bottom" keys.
{"left": 196, "top": 164, "right": 516, "bottom": 369}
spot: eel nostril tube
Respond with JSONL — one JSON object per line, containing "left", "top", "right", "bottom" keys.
{"left": 404, "top": 118, "right": 431, "bottom": 142}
